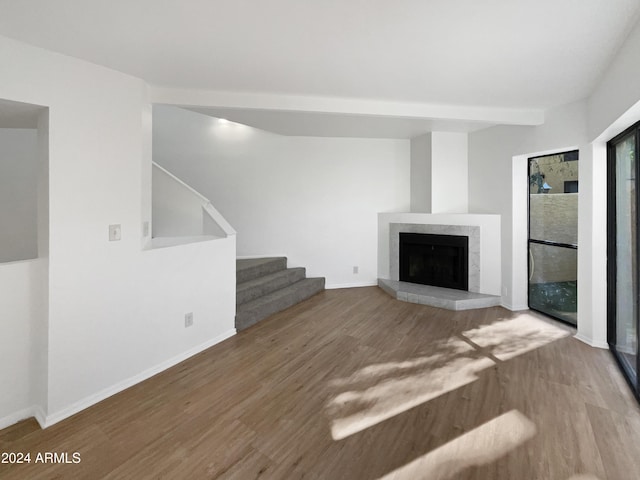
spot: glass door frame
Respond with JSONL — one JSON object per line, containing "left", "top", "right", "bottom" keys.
{"left": 607, "top": 121, "right": 640, "bottom": 400}
{"left": 527, "top": 150, "right": 579, "bottom": 326}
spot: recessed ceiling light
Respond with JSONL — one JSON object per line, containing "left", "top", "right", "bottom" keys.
{"left": 218, "top": 118, "right": 229, "bottom": 124}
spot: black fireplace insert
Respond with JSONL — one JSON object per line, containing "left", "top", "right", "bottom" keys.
{"left": 399, "top": 232, "right": 469, "bottom": 291}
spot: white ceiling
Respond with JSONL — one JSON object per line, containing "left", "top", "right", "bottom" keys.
{"left": 0, "top": 0, "right": 638, "bottom": 112}
{"left": 2, "top": 1, "right": 639, "bottom": 138}
{"left": 184, "top": 107, "right": 494, "bottom": 138}
{"left": 0, "top": 99, "right": 45, "bottom": 128}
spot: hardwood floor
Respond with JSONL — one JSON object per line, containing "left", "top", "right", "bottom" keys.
{"left": 1, "top": 287, "right": 639, "bottom": 479}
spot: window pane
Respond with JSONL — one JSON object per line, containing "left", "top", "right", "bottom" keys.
{"left": 529, "top": 194, "right": 578, "bottom": 245}
{"left": 529, "top": 152, "right": 579, "bottom": 244}
{"left": 615, "top": 134, "right": 637, "bottom": 378}
{"left": 528, "top": 243, "right": 577, "bottom": 325}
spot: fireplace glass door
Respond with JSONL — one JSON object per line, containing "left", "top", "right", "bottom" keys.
{"left": 399, "top": 233, "right": 468, "bottom": 291}
{"left": 528, "top": 151, "right": 579, "bottom": 325}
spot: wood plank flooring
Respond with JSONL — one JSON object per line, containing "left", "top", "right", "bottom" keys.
{"left": 1, "top": 286, "right": 639, "bottom": 479}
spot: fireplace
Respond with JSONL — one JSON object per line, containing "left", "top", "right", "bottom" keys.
{"left": 399, "top": 232, "right": 469, "bottom": 291}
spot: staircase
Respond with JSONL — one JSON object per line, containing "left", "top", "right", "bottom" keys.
{"left": 235, "top": 257, "right": 325, "bottom": 331}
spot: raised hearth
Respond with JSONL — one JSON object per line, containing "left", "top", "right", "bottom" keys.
{"left": 379, "top": 278, "right": 501, "bottom": 311}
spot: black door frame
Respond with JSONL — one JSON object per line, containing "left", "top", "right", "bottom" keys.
{"left": 527, "top": 150, "right": 579, "bottom": 326}
{"left": 607, "top": 121, "right": 640, "bottom": 401}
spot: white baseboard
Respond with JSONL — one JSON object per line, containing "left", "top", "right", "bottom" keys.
{"left": 42, "top": 328, "right": 236, "bottom": 428}
{"left": 33, "top": 405, "right": 47, "bottom": 429}
{"left": 574, "top": 333, "right": 609, "bottom": 349}
{"left": 236, "top": 254, "right": 288, "bottom": 259}
{"left": 325, "top": 281, "right": 378, "bottom": 290}
{"left": 0, "top": 406, "right": 39, "bottom": 430}
{"left": 500, "top": 303, "right": 529, "bottom": 311}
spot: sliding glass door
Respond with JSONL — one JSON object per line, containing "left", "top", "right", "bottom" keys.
{"left": 608, "top": 123, "right": 640, "bottom": 397}
{"left": 528, "top": 151, "right": 579, "bottom": 325}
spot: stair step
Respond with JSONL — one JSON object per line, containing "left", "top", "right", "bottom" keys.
{"left": 236, "top": 257, "right": 287, "bottom": 284}
{"left": 237, "top": 267, "right": 306, "bottom": 306}
{"left": 235, "top": 277, "right": 325, "bottom": 332}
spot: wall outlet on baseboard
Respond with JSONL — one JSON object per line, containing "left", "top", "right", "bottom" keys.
{"left": 184, "top": 312, "right": 194, "bottom": 328}
{"left": 502, "top": 286, "right": 508, "bottom": 296}
{"left": 142, "top": 221, "right": 150, "bottom": 237}
{"left": 353, "top": 266, "right": 359, "bottom": 274}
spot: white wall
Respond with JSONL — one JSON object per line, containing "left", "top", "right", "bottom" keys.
{"left": 32, "top": 109, "right": 49, "bottom": 419}
{"left": 410, "top": 133, "right": 432, "bottom": 213}
{"left": 576, "top": 17, "right": 640, "bottom": 348}
{"left": 152, "top": 165, "right": 208, "bottom": 238}
{"left": 575, "top": 142, "right": 608, "bottom": 347}
{"left": 588, "top": 18, "right": 640, "bottom": 141}
{"left": 409, "top": 132, "right": 468, "bottom": 214}
{"left": 0, "top": 118, "right": 48, "bottom": 428}
{"left": 153, "top": 105, "right": 410, "bottom": 288}
{"left": 0, "top": 128, "right": 38, "bottom": 262}
{"left": 0, "top": 35, "right": 236, "bottom": 426}
{"left": 0, "top": 259, "right": 45, "bottom": 427}
{"left": 431, "top": 132, "right": 469, "bottom": 213}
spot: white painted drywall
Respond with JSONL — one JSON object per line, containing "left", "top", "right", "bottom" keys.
{"left": 151, "top": 87, "right": 544, "bottom": 126}
{"left": 152, "top": 165, "right": 208, "bottom": 237}
{"left": 409, "top": 132, "right": 468, "bottom": 214}
{"left": 579, "top": 17, "right": 640, "bottom": 348}
{"left": 431, "top": 132, "right": 468, "bottom": 213}
{"left": 410, "top": 133, "right": 432, "bottom": 213}
{"left": 377, "top": 212, "right": 501, "bottom": 296}
{"left": 0, "top": 128, "right": 38, "bottom": 262}
{"left": 31, "top": 109, "right": 49, "bottom": 420}
{"left": 588, "top": 18, "right": 640, "bottom": 141}
{"left": 0, "top": 259, "right": 45, "bottom": 428}
{"left": 153, "top": 105, "right": 410, "bottom": 289}
{"left": 575, "top": 142, "right": 608, "bottom": 348}
{"left": 0, "top": 35, "right": 236, "bottom": 426}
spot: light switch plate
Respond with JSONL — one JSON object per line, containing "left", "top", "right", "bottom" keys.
{"left": 109, "top": 224, "right": 121, "bottom": 241}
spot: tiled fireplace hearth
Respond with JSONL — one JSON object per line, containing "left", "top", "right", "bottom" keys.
{"left": 377, "top": 213, "right": 502, "bottom": 311}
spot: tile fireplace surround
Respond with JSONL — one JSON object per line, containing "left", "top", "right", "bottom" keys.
{"left": 377, "top": 213, "right": 502, "bottom": 310}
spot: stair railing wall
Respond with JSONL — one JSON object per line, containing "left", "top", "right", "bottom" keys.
{"left": 152, "top": 162, "right": 235, "bottom": 239}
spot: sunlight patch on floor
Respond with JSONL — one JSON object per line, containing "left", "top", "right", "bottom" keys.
{"left": 327, "top": 313, "right": 570, "bottom": 441}
{"left": 462, "top": 313, "right": 570, "bottom": 361}
{"left": 328, "top": 339, "right": 494, "bottom": 440}
{"left": 378, "top": 410, "right": 536, "bottom": 480}
{"left": 328, "top": 338, "right": 474, "bottom": 388}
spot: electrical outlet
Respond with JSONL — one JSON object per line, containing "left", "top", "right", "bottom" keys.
{"left": 109, "top": 224, "right": 121, "bottom": 241}
{"left": 502, "top": 286, "right": 508, "bottom": 296}
{"left": 353, "top": 266, "right": 359, "bottom": 274}
{"left": 142, "top": 221, "right": 150, "bottom": 237}
{"left": 185, "top": 312, "right": 194, "bottom": 328}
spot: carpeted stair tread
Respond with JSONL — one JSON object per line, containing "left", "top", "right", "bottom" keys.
{"left": 236, "top": 277, "right": 325, "bottom": 331}
{"left": 236, "top": 257, "right": 287, "bottom": 284}
{"left": 237, "top": 267, "right": 306, "bottom": 306}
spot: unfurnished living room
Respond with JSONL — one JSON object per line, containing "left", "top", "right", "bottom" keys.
{"left": 1, "top": 1, "right": 640, "bottom": 479}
